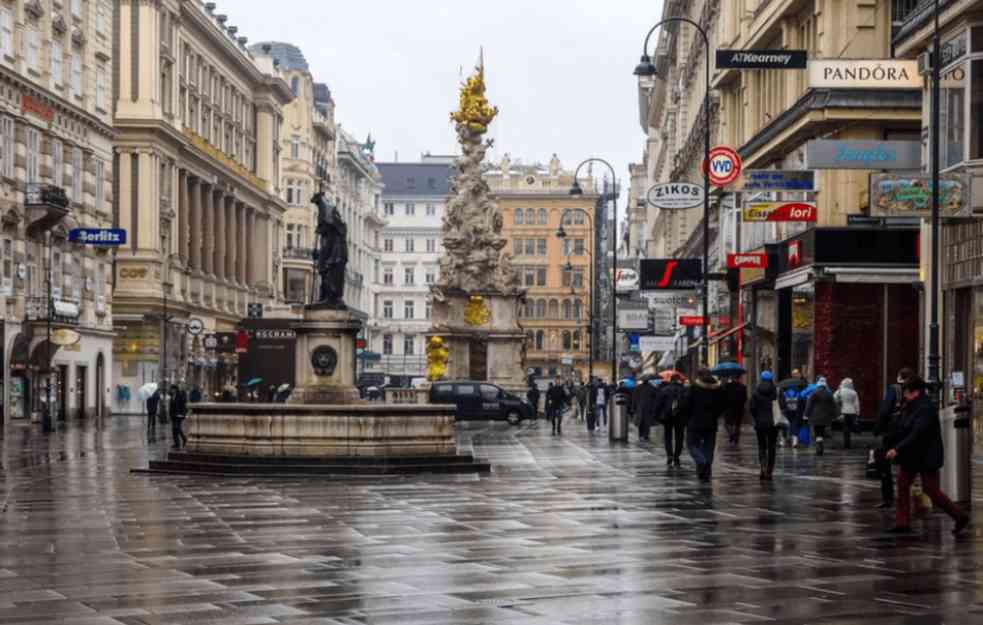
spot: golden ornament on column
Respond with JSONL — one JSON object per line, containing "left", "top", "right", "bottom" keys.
{"left": 464, "top": 295, "right": 491, "bottom": 327}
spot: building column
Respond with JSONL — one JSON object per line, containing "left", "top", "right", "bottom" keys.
{"left": 225, "top": 196, "right": 236, "bottom": 281}
{"left": 202, "top": 183, "right": 214, "bottom": 276}
{"left": 214, "top": 190, "right": 226, "bottom": 281}
{"left": 189, "top": 176, "right": 201, "bottom": 272}
{"left": 236, "top": 201, "right": 246, "bottom": 284}
{"left": 178, "top": 169, "right": 189, "bottom": 266}
{"left": 246, "top": 207, "right": 256, "bottom": 284}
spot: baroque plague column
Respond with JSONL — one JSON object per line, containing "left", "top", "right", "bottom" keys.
{"left": 112, "top": 0, "right": 292, "bottom": 413}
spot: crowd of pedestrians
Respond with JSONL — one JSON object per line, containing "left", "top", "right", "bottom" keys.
{"left": 533, "top": 363, "right": 971, "bottom": 535}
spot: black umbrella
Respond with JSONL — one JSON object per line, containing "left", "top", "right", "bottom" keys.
{"left": 777, "top": 377, "right": 807, "bottom": 390}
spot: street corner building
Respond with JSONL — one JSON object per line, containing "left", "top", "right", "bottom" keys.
{"left": 0, "top": 0, "right": 116, "bottom": 426}
{"left": 633, "top": 0, "right": 937, "bottom": 415}
{"left": 111, "top": 1, "right": 292, "bottom": 413}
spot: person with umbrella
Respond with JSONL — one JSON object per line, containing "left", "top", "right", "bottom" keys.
{"left": 777, "top": 369, "right": 808, "bottom": 447}
{"left": 714, "top": 363, "right": 748, "bottom": 447}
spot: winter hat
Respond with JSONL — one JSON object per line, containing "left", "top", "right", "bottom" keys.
{"left": 761, "top": 371, "right": 774, "bottom": 381}
{"left": 817, "top": 376, "right": 828, "bottom": 388}
{"left": 840, "top": 377, "right": 854, "bottom": 389}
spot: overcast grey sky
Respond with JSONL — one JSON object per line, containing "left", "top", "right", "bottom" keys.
{"left": 228, "top": 0, "right": 662, "bottom": 189}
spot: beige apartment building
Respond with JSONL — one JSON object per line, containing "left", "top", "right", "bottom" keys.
{"left": 486, "top": 155, "right": 598, "bottom": 382}
{"left": 112, "top": 0, "right": 291, "bottom": 412}
{"left": 639, "top": 0, "right": 924, "bottom": 414}
{"left": 0, "top": 0, "right": 116, "bottom": 426}
{"left": 250, "top": 42, "right": 337, "bottom": 306}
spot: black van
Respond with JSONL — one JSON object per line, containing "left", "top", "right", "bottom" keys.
{"left": 429, "top": 381, "right": 534, "bottom": 425}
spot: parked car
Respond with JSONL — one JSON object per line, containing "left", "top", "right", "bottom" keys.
{"left": 429, "top": 381, "right": 533, "bottom": 425}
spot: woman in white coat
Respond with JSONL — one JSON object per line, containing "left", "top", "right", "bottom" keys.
{"left": 834, "top": 378, "right": 861, "bottom": 449}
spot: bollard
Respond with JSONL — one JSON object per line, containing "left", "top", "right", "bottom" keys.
{"left": 941, "top": 404, "right": 973, "bottom": 506}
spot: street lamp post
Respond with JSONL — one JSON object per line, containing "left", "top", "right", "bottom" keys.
{"left": 635, "top": 18, "right": 712, "bottom": 366}
{"left": 928, "top": 0, "right": 942, "bottom": 403}
{"left": 569, "top": 159, "right": 618, "bottom": 384}
{"left": 556, "top": 208, "right": 595, "bottom": 390}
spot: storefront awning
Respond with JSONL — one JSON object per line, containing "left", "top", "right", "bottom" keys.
{"left": 710, "top": 323, "right": 748, "bottom": 345}
{"left": 775, "top": 267, "right": 814, "bottom": 290}
{"left": 825, "top": 267, "right": 920, "bottom": 284}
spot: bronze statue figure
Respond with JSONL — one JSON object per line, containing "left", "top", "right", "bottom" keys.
{"left": 311, "top": 191, "right": 348, "bottom": 307}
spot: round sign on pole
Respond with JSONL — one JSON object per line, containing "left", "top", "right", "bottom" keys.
{"left": 187, "top": 318, "right": 204, "bottom": 336}
{"left": 646, "top": 182, "right": 705, "bottom": 210}
{"left": 703, "top": 146, "right": 743, "bottom": 187}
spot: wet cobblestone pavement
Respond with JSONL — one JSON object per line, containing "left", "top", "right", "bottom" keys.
{"left": 2, "top": 416, "right": 983, "bottom": 625}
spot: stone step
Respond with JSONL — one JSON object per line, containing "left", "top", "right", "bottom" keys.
{"left": 164, "top": 451, "right": 483, "bottom": 466}
{"left": 140, "top": 456, "right": 491, "bottom": 477}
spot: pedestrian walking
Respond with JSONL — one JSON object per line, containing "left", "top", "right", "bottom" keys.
{"left": 146, "top": 388, "right": 161, "bottom": 439}
{"left": 169, "top": 384, "right": 188, "bottom": 449}
{"left": 634, "top": 376, "right": 660, "bottom": 441}
{"left": 576, "top": 384, "right": 588, "bottom": 422}
{"left": 723, "top": 377, "right": 748, "bottom": 446}
{"left": 886, "top": 375, "right": 970, "bottom": 535}
{"left": 684, "top": 368, "right": 726, "bottom": 482}
{"left": 595, "top": 380, "right": 608, "bottom": 429}
{"left": 834, "top": 377, "right": 861, "bottom": 449}
{"left": 749, "top": 371, "right": 780, "bottom": 481}
{"left": 778, "top": 368, "right": 807, "bottom": 447}
{"left": 874, "top": 367, "right": 913, "bottom": 508}
{"left": 659, "top": 374, "right": 687, "bottom": 467}
{"left": 804, "top": 376, "right": 837, "bottom": 455}
{"left": 527, "top": 384, "right": 541, "bottom": 419}
{"left": 546, "top": 377, "right": 568, "bottom": 436}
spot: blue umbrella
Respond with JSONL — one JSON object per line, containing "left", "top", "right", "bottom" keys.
{"left": 245, "top": 377, "right": 263, "bottom": 387}
{"left": 711, "top": 362, "right": 746, "bottom": 377}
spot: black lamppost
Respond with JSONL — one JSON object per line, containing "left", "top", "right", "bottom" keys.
{"left": 570, "top": 159, "right": 618, "bottom": 383}
{"left": 928, "top": 0, "right": 942, "bottom": 402}
{"left": 556, "top": 208, "right": 595, "bottom": 388}
{"left": 635, "top": 18, "right": 712, "bottom": 366}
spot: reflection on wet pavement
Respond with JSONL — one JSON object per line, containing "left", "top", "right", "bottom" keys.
{"left": 1, "top": 416, "right": 981, "bottom": 624}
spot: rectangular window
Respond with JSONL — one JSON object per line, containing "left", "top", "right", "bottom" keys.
{"left": 26, "top": 128, "right": 39, "bottom": 182}
{"left": 384, "top": 202, "right": 394, "bottom": 216}
{"left": 383, "top": 334, "right": 393, "bottom": 355}
{"left": 95, "top": 160, "right": 104, "bottom": 210}
{"left": 406, "top": 203, "right": 415, "bottom": 216}
{"left": 404, "top": 301, "right": 415, "bottom": 319}
{"left": 425, "top": 302, "right": 432, "bottom": 319}
{"left": 524, "top": 268, "right": 535, "bottom": 287}
{"left": 404, "top": 335, "right": 415, "bottom": 355}
{"left": 563, "top": 239, "right": 572, "bottom": 256}
{"left": 96, "top": 64, "right": 108, "bottom": 110}
{"left": 1, "top": 237, "right": 11, "bottom": 286}
{"left": 72, "top": 147, "right": 83, "bottom": 201}
{"left": 426, "top": 238, "right": 436, "bottom": 253}
{"left": 0, "top": 116, "right": 12, "bottom": 178}
{"left": 384, "top": 238, "right": 393, "bottom": 252}
{"left": 972, "top": 60, "right": 983, "bottom": 160}
{"left": 573, "top": 270, "right": 584, "bottom": 288}
{"left": 942, "top": 63, "right": 966, "bottom": 168}
{"left": 51, "top": 41, "right": 63, "bottom": 86}
{"left": 383, "top": 267, "right": 393, "bottom": 285}
{"left": 574, "top": 238, "right": 585, "bottom": 255}
{"left": 291, "top": 136, "right": 299, "bottom": 159}
{"left": 513, "top": 239, "right": 522, "bottom": 255}
{"left": 51, "top": 141, "right": 63, "bottom": 186}
{"left": 26, "top": 29, "right": 39, "bottom": 72}
{"left": 71, "top": 53, "right": 82, "bottom": 99}
{"left": 383, "top": 300, "right": 393, "bottom": 319}
{"left": 525, "top": 239, "right": 535, "bottom": 255}
{"left": 404, "top": 267, "right": 414, "bottom": 285}
{"left": 537, "top": 239, "right": 547, "bottom": 255}
{"left": 537, "top": 267, "right": 547, "bottom": 286}
{"left": 426, "top": 203, "right": 436, "bottom": 216}
{"left": 425, "top": 271, "right": 435, "bottom": 284}
{"left": 404, "top": 238, "right": 414, "bottom": 253}
{"left": 0, "top": 7, "right": 12, "bottom": 58}
{"left": 71, "top": 0, "right": 82, "bottom": 18}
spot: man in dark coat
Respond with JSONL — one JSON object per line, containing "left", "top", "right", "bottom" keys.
{"left": 684, "top": 369, "right": 726, "bottom": 482}
{"left": 146, "top": 388, "right": 161, "bottom": 438}
{"left": 633, "top": 378, "right": 661, "bottom": 441}
{"left": 723, "top": 377, "right": 748, "bottom": 446}
{"left": 546, "top": 377, "right": 568, "bottom": 436}
{"left": 874, "top": 367, "right": 913, "bottom": 508}
{"left": 804, "top": 377, "right": 838, "bottom": 455}
{"left": 169, "top": 384, "right": 189, "bottom": 449}
{"left": 527, "top": 384, "right": 541, "bottom": 419}
{"left": 659, "top": 375, "right": 687, "bottom": 467}
{"left": 749, "top": 371, "right": 779, "bottom": 480}
{"left": 885, "top": 376, "right": 969, "bottom": 535}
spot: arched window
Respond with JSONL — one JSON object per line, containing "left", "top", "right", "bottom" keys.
{"left": 573, "top": 331, "right": 582, "bottom": 350}
{"left": 525, "top": 301, "right": 535, "bottom": 318}
{"left": 536, "top": 299, "right": 546, "bottom": 318}
{"left": 514, "top": 208, "right": 524, "bottom": 225}
{"left": 562, "top": 331, "right": 572, "bottom": 350}
{"left": 548, "top": 299, "right": 559, "bottom": 319}
{"left": 291, "top": 76, "right": 300, "bottom": 97}
{"left": 535, "top": 330, "right": 545, "bottom": 350}
{"left": 563, "top": 299, "right": 572, "bottom": 320}
{"left": 574, "top": 299, "right": 583, "bottom": 320}
{"left": 538, "top": 208, "right": 547, "bottom": 225}
{"left": 526, "top": 208, "right": 535, "bottom": 224}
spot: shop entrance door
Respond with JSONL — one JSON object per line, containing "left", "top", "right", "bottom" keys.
{"left": 57, "top": 364, "right": 68, "bottom": 421}
{"left": 76, "top": 366, "right": 87, "bottom": 419}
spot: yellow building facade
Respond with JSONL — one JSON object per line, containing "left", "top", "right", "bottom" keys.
{"left": 112, "top": 0, "right": 292, "bottom": 410}
{"left": 485, "top": 155, "right": 598, "bottom": 382}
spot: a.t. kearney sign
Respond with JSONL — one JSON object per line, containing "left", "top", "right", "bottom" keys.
{"left": 716, "top": 49, "right": 807, "bottom": 70}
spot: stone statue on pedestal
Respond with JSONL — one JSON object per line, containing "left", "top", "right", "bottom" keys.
{"left": 311, "top": 191, "right": 347, "bottom": 308}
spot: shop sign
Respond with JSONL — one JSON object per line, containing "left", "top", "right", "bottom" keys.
{"left": 50, "top": 328, "right": 81, "bottom": 346}
{"left": 639, "top": 335, "right": 676, "bottom": 353}
{"left": 847, "top": 214, "right": 921, "bottom": 228}
{"left": 615, "top": 267, "right": 639, "bottom": 293}
{"left": 870, "top": 173, "right": 966, "bottom": 217}
{"left": 743, "top": 202, "right": 817, "bottom": 222}
{"left": 806, "top": 140, "right": 921, "bottom": 170}
{"left": 203, "top": 334, "right": 218, "bottom": 350}
{"left": 727, "top": 253, "right": 768, "bottom": 269}
{"left": 652, "top": 309, "right": 674, "bottom": 334}
{"left": 704, "top": 146, "right": 742, "bottom": 187}
{"left": 715, "top": 49, "right": 808, "bottom": 70}
{"left": 807, "top": 59, "right": 921, "bottom": 89}
{"left": 21, "top": 94, "right": 54, "bottom": 123}
{"left": 679, "top": 316, "right": 706, "bottom": 327}
{"left": 68, "top": 228, "right": 127, "bottom": 246}
{"left": 788, "top": 241, "right": 802, "bottom": 268}
{"left": 640, "top": 258, "right": 702, "bottom": 290}
{"left": 642, "top": 291, "right": 698, "bottom": 307}
{"left": 646, "top": 182, "right": 704, "bottom": 209}
{"left": 736, "top": 169, "right": 815, "bottom": 192}
{"left": 618, "top": 308, "right": 649, "bottom": 330}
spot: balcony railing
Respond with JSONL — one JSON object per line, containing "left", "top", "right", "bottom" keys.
{"left": 283, "top": 246, "right": 314, "bottom": 260}
{"left": 26, "top": 296, "right": 80, "bottom": 325}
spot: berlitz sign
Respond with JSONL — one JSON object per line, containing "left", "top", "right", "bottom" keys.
{"left": 715, "top": 49, "right": 808, "bottom": 70}
{"left": 808, "top": 59, "right": 921, "bottom": 89}
{"left": 646, "top": 182, "right": 704, "bottom": 210}
{"left": 806, "top": 140, "right": 921, "bottom": 170}
{"left": 68, "top": 228, "right": 127, "bottom": 246}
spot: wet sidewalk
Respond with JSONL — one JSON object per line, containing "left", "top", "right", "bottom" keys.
{"left": 1, "top": 415, "right": 982, "bottom": 625}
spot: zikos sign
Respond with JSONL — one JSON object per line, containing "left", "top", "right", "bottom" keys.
{"left": 704, "top": 146, "right": 742, "bottom": 187}
{"left": 743, "top": 202, "right": 817, "bottom": 222}
{"left": 727, "top": 253, "right": 768, "bottom": 269}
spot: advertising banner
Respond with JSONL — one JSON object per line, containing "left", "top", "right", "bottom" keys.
{"left": 870, "top": 173, "right": 967, "bottom": 217}
{"left": 639, "top": 335, "right": 676, "bottom": 353}
{"left": 618, "top": 308, "right": 649, "bottom": 330}
{"left": 806, "top": 140, "right": 921, "bottom": 170}
{"left": 646, "top": 182, "right": 704, "bottom": 209}
{"left": 716, "top": 49, "right": 808, "bottom": 70}
{"left": 639, "top": 259, "right": 702, "bottom": 290}
{"left": 807, "top": 59, "right": 921, "bottom": 89}
{"left": 736, "top": 170, "right": 815, "bottom": 192}
{"left": 727, "top": 253, "right": 768, "bottom": 269}
{"left": 742, "top": 202, "right": 817, "bottom": 222}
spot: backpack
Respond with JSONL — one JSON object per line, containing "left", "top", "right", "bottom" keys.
{"left": 784, "top": 388, "right": 799, "bottom": 412}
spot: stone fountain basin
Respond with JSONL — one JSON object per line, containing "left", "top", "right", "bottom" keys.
{"left": 183, "top": 402, "right": 459, "bottom": 458}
